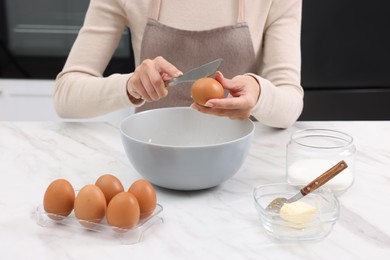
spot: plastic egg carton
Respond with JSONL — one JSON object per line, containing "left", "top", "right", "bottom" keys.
{"left": 35, "top": 204, "right": 163, "bottom": 244}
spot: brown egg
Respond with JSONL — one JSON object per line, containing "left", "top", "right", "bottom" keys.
{"left": 74, "top": 184, "right": 106, "bottom": 228}
{"left": 128, "top": 179, "right": 157, "bottom": 219}
{"left": 106, "top": 192, "right": 140, "bottom": 231}
{"left": 191, "top": 77, "right": 224, "bottom": 106}
{"left": 95, "top": 174, "right": 124, "bottom": 205}
{"left": 43, "top": 179, "right": 75, "bottom": 220}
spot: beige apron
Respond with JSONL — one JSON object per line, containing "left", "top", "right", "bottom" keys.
{"left": 136, "top": 0, "right": 256, "bottom": 112}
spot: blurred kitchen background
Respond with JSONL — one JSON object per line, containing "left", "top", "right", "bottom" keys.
{"left": 0, "top": 0, "right": 389, "bottom": 120}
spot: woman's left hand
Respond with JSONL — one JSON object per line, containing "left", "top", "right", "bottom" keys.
{"left": 191, "top": 71, "right": 260, "bottom": 120}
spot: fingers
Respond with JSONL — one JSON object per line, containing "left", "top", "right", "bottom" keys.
{"left": 154, "top": 56, "right": 183, "bottom": 79}
{"left": 214, "top": 71, "right": 226, "bottom": 85}
{"left": 192, "top": 100, "right": 251, "bottom": 120}
{"left": 127, "top": 57, "right": 182, "bottom": 102}
{"left": 214, "top": 71, "right": 236, "bottom": 92}
{"left": 138, "top": 65, "right": 165, "bottom": 100}
{"left": 191, "top": 72, "right": 258, "bottom": 120}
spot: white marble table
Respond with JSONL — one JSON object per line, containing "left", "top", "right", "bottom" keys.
{"left": 0, "top": 121, "right": 389, "bottom": 259}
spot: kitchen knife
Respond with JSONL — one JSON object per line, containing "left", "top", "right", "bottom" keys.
{"left": 166, "top": 58, "right": 223, "bottom": 87}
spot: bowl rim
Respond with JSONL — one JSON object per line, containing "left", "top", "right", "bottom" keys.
{"left": 119, "top": 107, "right": 256, "bottom": 148}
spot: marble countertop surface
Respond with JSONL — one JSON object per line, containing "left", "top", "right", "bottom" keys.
{"left": 0, "top": 120, "right": 389, "bottom": 259}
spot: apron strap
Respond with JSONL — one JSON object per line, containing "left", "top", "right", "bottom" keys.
{"left": 149, "top": 0, "right": 246, "bottom": 23}
{"left": 149, "top": 0, "right": 161, "bottom": 20}
{"left": 237, "top": 0, "right": 246, "bottom": 23}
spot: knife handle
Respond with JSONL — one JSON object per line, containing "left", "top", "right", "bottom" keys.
{"left": 300, "top": 160, "right": 348, "bottom": 196}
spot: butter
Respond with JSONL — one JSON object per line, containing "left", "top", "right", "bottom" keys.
{"left": 280, "top": 200, "right": 317, "bottom": 224}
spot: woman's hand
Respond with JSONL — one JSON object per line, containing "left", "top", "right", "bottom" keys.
{"left": 127, "top": 56, "right": 182, "bottom": 102}
{"left": 191, "top": 71, "right": 260, "bottom": 120}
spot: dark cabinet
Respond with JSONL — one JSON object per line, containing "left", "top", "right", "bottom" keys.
{"left": 0, "top": 0, "right": 134, "bottom": 79}
{"left": 299, "top": 0, "right": 390, "bottom": 120}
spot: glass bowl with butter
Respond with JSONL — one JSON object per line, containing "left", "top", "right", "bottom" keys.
{"left": 253, "top": 183, "right": 340, "bottom": 241}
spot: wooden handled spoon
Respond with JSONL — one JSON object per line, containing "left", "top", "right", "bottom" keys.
{"left": 266, "top": 160, "right": 348, "bottom": 213}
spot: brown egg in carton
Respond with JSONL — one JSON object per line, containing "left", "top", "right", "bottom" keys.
{"left": 36, "top": 176, "right": 164, "bottom": 244}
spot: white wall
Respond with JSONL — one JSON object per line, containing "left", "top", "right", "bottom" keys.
{"left": 0, "top": 79, "right": 134, "bottom": 122}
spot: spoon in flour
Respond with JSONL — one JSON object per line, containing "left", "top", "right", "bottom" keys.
{"left": 266, "top": 160, "right": 348, "bottom": 213}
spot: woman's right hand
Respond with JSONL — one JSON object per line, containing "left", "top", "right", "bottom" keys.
{"left": 127, "top": 56, "right": 183, "bottom": 102}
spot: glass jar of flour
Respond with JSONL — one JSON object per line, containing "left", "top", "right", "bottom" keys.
{"left": 286, "top": 129, "right": 356, "bottom": 195}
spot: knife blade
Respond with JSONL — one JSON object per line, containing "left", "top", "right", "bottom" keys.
{"left": 166, "top": 58, "right": 223, "bottom": 87}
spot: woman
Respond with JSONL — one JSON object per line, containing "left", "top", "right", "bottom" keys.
{"left": 54, "top": 0, "right": 303, "bottom": 128}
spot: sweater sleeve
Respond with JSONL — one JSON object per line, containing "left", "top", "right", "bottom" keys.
{"left": 250, "top": 0, "right": 304, "bottom": 128}
{"left": 54, "top": 0, "right": 139, "bottom": 118}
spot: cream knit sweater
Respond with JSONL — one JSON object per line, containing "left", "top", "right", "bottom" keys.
{"left": 54, "top": 0, "right": 303, "bottom": 128}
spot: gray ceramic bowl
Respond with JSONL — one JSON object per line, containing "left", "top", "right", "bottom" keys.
{"left": 120, "top": 107, "right": 255, "bottom": 190}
